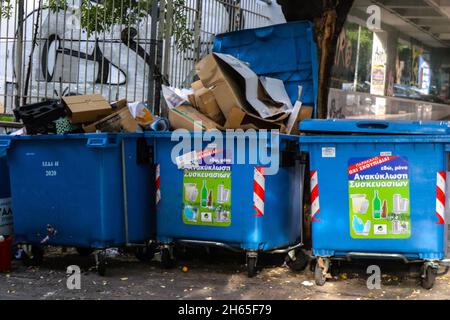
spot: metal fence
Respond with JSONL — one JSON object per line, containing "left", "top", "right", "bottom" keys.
{"left": 0, "top": 0, "right": 271, "bottom": 115}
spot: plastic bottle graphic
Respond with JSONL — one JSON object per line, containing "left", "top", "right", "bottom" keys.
{"left": 373, "top": 190, "right": 381, "bottom": 219}
{"left": 381, "top": 200, "right": 388, "bottom": 219}
{"left": 201, "top": 181, "right": 208, "bottom": 207}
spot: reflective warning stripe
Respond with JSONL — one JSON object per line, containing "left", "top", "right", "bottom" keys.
{"left": 310, "top": 170, "right": 320, "bottom": 221}
{"left": 156, "top": 164, "right": 161, "bottom": 204}
{"left": 253, "top": 167, "right": 265, "bottom": 217}
{"left": 436, "top": 171, "right": 446, "bottom": 224}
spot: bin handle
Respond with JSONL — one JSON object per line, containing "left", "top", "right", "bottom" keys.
{"left": 86, "top": 136, "right": 119, "bottom": 148}
{"left": 0, "top": 139, "right": 11, "bottom": 149}
{"left": 356, "top": 121, "right": 389, "bottom": 130}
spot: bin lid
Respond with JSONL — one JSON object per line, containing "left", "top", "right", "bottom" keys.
{"left": 300, "top": 119, "right": 450, "bottom": 135}
{"left": 213, "top": 21, "right": 318, "bottom": 113}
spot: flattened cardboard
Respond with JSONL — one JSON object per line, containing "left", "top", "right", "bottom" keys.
{"left": 225, "top": 107, "right": 285, "bottom": 132}
{"left": 169, "top": 105, "right": 222, "bottom": 131}
{"left": 259, "top": 76, "right": 293, "bottom": 111}
{"left": 63, "top": 94, "right": 112, "bottom": 124}
{"left": 83, "top": 106, "right": 138, "bottom": 133}
{"left": 196, "top": 53, "right": 286, "bottom": 121}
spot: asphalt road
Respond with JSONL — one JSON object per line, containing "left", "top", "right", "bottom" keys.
{"left": 0, "top": 247, "right": 449, "bottom": 300}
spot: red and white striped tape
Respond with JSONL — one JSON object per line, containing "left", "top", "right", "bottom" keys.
{"left": 436, "top": 171, "right": 446, "bottom": 225}
{"left": 310, "top": 170, "right": 320, "bottom": 221}
{"left": 253, "top": 166, "right": 265, "bottom": 217}
{"left": 156, "top": 164, "right": 161, "bottom": 204}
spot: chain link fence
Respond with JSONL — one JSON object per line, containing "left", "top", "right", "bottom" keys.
{"left": 0, "top": 0, "right": 271, "bottom": 115}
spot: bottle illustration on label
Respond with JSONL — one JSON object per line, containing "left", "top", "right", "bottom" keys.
{"left": 207, "top": 190, "right": 213, "bottom": 207}
{"left": 373, "top": 190, "right": 381, "bottom": 219}
{"left": 201, "top": 180, "right": 208, "bottom": 207}
{"left": 381, "top": 200, "right": 388, "bottom": 218}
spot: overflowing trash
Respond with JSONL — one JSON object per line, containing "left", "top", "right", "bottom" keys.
{"left": 162, "top": 52, "right": 313, "bottom": 133}
{"left": 11, "top": 94, "right": 170, "bottom": 136}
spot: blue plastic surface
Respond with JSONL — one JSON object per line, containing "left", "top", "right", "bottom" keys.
{"left": 146, "top": 131, "right": 303, "bottom": 251}
{"left": 0, "top": 149, "right": 10, "bottom": 201}
{"left": 300, "top": 119, "right": 450, "bottom": 135}
{"left": 213, "top": 21, "right": 318, "bottom": 114}
{"left": 300, "top": 128, "right": 448, "bottom": 260}
{"left": 0, "top": 133, "right": 154, "bottom": 248}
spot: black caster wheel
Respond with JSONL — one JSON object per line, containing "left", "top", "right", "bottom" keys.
{"left": 161, "top": 248, "right": 176, "bottom": 269}
{"left": 23, "top": 245, "right": 44, "bottom": 267}
{"left": 76, "top": 247, "right": 95, "bottom": 257}
{"left": 246, "top": 254, "right": 258, "bottom": 278}
{"left": 314, "top": 260, "right": 327, "bottom": 286}
{"left": 421, "top": 265, "right": 437, "bottom": 290}
{"left": 135, "top": 244, "right": 156, "bottom": 262}
{"left": 285, "top": 249, "right": 309, "bottom": 272}
{"left": 96, "top": 252, "right": 108, "bottom": 276}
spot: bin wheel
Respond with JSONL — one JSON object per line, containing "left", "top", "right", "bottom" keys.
{"left": 23, "top": 245, "right": 44, "bottom": 267}
{"left": 314, "top": 259, "right": 328, "bottom": 286}
{"left": 285, "top": 249, "right": 309, "bottom": 272}
{"left": 135, "top": 245, "right": 156, "bottom": 262}
{"left": 96, "top": 252, "right": 107, "bottom": 276}
{"left": 246, "top": 254, "right": 258, "bottom": 278}
{"left": 76, "top": 247, "right": 94, "bottom": 257}
{"left": 161, "top": 248, "right": 176, "bottom": 269}
{"left": 421, "top": 266, "right": 437, "bottom": 290}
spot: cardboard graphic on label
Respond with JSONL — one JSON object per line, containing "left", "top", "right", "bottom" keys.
{"left": 348, "top": 156, "right": 411, "bottom": 239}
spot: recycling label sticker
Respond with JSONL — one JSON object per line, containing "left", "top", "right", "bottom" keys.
{"left": 182, "top": 145, "right": 232, "bottom": 227}
{"left": 348, "top": 156, "right": 411, "bottom": 239}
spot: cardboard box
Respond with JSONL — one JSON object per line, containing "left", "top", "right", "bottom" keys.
{"left": 191, "top": 80, "right": 204, "bottom": 91}
{"left": 83, "top": 106, "right": 138, "bottom": 133}
{"left": 169, "top": 105, "right": 222, "bottom": 131}
{"left": 196, "top": 53, "right": 287, "bottom": 121}
{"left": 286, "top": 105, "right": 313, "bottom": 135}
{"left": 194, "top": 87, "right": 225, "bottom": 125}
{"left": 63, "top": 94, "right": 113, "bottom": 124}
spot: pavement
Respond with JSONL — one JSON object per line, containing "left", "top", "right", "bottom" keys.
{"left": 0, "top": 246, "right": 449, "bottom": 300}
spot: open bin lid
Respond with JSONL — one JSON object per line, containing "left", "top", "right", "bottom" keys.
{"left": 213, "top": 21, "right": 318, "bottom": 115}
{"left": 300, "top": 119, "right": 450, "bottom": 135}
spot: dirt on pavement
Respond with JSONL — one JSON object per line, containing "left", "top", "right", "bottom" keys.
{"left": 0, "top": 246, "right": 449, "bottom": 300}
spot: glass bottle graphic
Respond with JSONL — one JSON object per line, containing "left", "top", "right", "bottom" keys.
{"left": 381, "top": 200, "right": 388, "bottom": 219}
{"left": 201, "top": 181, "right": 208, "bottom": 207}
{"left": 207, "top": 190, "right": 213, "bottom": 207}
{"left": 373, "top": 190, "right": 381, "bottom": 219}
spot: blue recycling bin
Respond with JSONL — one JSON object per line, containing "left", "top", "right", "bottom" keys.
{"left": 299, "top": 119, "right": 450, "bottom": 289}
{"left": 145, "top": 131, "right": 306, "bottom": 276}
{"left": 0, "top": 133, "right": 155, "bottom": 274}
{"left": 0, "top": 148, "right": 12, "bottom": 236}
{"left": 213, "top": 21, "right": 319, "bottom": 113}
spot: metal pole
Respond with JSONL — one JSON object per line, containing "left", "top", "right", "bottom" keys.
{"left": 193, "top": 0, "right": 202, "bottom": 63}
{"left": 14, "top": 0, "right": 24, "bottom": 108}
{"left": 121, "top": 139, "right": 130, "bottom": 245}
{"left": 353, "top": 25, "right": 362, "bottom": 92}
{"left": 147, "top": 0, "right": 159, "bottom": 106}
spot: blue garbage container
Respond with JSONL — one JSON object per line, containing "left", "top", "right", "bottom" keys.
{"left": 299, "top": 119, "right": 450, "bottom": 289}
{"left": 145, "top": 131, "right": 306, "bottom": 276}
{"left": 0, "top": 133, "right": 155, "bottom": 275}
{"left": 0, "top": 148, "right": 12, "bottom": 236}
